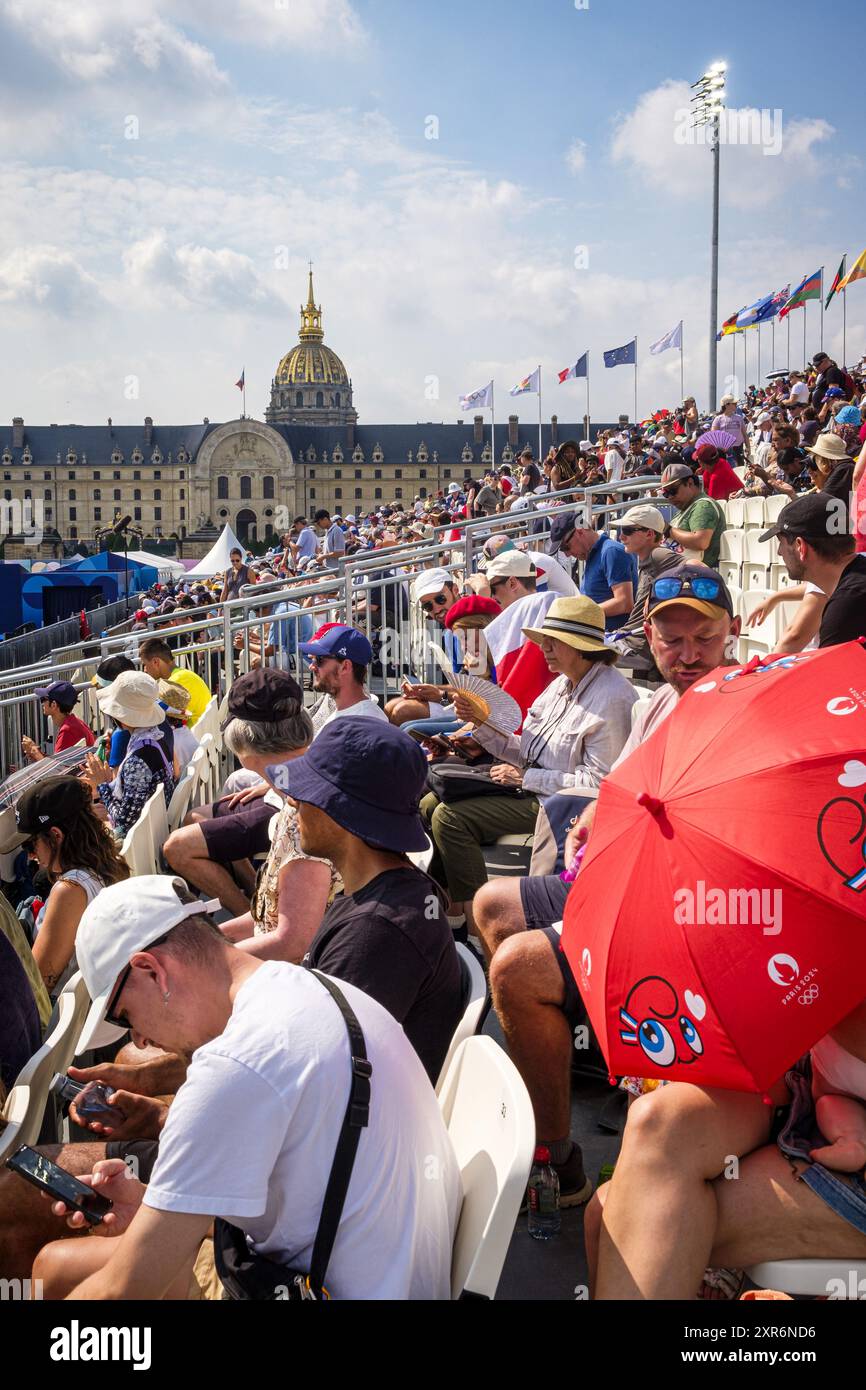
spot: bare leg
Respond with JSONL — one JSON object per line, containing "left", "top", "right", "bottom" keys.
{"left": 163, "top": 825, "right": 251, "bottom": 916}
{"left": 489, "top": 931, "right": 571, "bottom": 1141}
{"left": 711, "top": 1144, "right": 866, "bottom": 1269}
{"left": 0, "top": 1144, "right": 103, "bottom": 1280}
{"left": 385, "top": 698, "right": 430, "bottom": 727}
{"left": 35, "top": 1234, "right": 195, "bottom": 1301}
{"left": 473, "top": 878, "right": 527, "bottom": 963}
{"left": 584, "top": 1185, "right": 608, "bottom": 1297}
{"left": 595, "top": 1081, "right": 786, "bottom": 1300}
{"left": 810, "top": 1094, "right": 866, "bottom": 1172}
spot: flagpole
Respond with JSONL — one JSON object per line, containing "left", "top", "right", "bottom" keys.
{"left": 586, "top": 355, "right": 591, "bottom": 442}
{"left": 771, "top": 317, "right": 775, "bottom": 373}
{"left": 633, "top": 337, "right": 638, "bottom": 424}
{"left": 803, "top": 304, "right": 807, "bottom": 372}
{"left": 843, "top": 289, "right": 847, "bottom": 368}
{"left": 680, "top": 323, "right": 684, "bottom": 402}
{"left": 757, "top": 323, "right": 761, "bottom": 387}
{"left": 820, "top": 267, "right": 824, "bottom": 351}
{"left": 490, "top": 381, "right": 496, "bottom": 472}
{"left": 731, "top": 332, "right": 735, "bottom": 399}
{"left": 743, "top": 329, "right": 748, "bottom": 395}
{"left": 537, "top": 365, "right": 542, "bottom": 465}
{"left": 786, "top": 313, "right": 790, "bottom": 371}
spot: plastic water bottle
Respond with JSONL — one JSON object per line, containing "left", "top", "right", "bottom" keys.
{"left": 527, "top": 1145, "right": 561, "bottom": 1240}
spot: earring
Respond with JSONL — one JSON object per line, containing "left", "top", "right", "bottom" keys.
{"left": 163, "top": 990, "right": 171, "bottom": 1004}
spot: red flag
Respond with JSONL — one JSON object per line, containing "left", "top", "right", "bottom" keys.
{"left": 235, "top": 369, "right": 245, "bottom": 391}
{"left": 485, "top": 592, "right": 556, "bottom": 727}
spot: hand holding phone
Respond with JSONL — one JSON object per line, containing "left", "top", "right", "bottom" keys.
{"left": 6, "top": 1146, "right": 113, "bottom": 1227}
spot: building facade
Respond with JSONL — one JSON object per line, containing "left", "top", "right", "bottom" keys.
{"left": 1, "top": 274, "right": 598, "bottom": 553}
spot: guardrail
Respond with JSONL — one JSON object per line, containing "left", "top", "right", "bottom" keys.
{"left": 0, "top": 474, "right": 667, "bottom": 777}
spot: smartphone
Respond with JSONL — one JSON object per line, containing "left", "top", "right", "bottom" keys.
{"left": 5, "top": 1145, "right": 113, "bottom": 1226}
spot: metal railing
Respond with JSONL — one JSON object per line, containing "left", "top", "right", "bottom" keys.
{"left": 0, "top": 474, "right": 667, "bottom": 777}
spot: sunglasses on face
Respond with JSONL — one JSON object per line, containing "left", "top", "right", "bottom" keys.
{"left": 652, "top": 575, "right": 723, "bottom": 603}
{"left": 307, "top": 654, "right": 338, "bottom": 668}
{"left": 421, "top": 594, "right": 448, "bottom": 611}
{"left": 619, "top": 526, "right": 649, "bottom": 536}
{"left": 105, "top": 932, "right": 173, "bottom": 1029}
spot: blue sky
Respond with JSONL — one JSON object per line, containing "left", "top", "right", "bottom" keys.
{"left": 0, "top": 0, "right": 862, "bottom": 428}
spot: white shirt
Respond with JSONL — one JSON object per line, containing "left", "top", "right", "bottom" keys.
{"left": 318, "top": 693, "right": 389, "bottom": 731}
{"left": 605, "top": 447, "right": 625, "bottom": 483}
{"left": 323, "top": 522, "right": 346, "bottom": 556}
{"left": 789, "top": 381, "right": 809, "bottom": 405}
{"left": 145, "top": 963, "right": 460, "bottom": 1300}
{"left": 525, "top": 549, "right": 579, "bottom": 598}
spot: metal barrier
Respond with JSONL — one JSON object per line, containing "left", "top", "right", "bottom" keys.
{"left": 0, "top": 473, "right": 666, "bottom": 777}
{"left": 0, "top": 598, "right": 132, "bottom": 672}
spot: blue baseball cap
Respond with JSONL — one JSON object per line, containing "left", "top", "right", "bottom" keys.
{"left": 299, "top": 624, "right": 373, "bottom": 666}
{"left": 34, "top": 680, "right": 79, "bottom": 707}
{"left": 266, "top": 720, "right": 429, "bottom": 853}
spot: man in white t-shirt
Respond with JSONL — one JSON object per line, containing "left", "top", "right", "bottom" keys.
{"left": 604, "top": 437, "right": 626, "bottom": 484}
{"left": 35, "top": 876, "right": 460, "bottom": 1300}
{"left": 300, "top": 624, "right": 389, "bottom": 730}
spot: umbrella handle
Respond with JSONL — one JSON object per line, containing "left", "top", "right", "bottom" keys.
{"left": 636, "top": 792, "right": 664, "bottom": 817}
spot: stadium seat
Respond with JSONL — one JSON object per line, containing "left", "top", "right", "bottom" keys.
{"left": 718, "top": 559, "right": 741, "bottom": 590}
{"left": 725, "top": 497, "right": 745, "bottom": 529}
{"left": 742, "top": 496, "right": 766, "bottom": 529}
{"left": 0, "top": 972, "right": 91, "bottom": 1154}
{"left": 438, "top": 1036, "right": 535, "bottom": 1300}
{"left": 719, "top": 529, "right": 745, "bottom": 566}
{"left": 769, "top": 562, "right": 792, "bottom": 592}
{"left": 166, "top": 764, "right": 197, "bottom": 833}
{"left": 142, "top": 785, "right": 169, "bottom": 866}
{"left": 746, "top": 1260, "right": 866, "bottom": 1300}
{"left": 764, "top": 494, "right": 788, "bottom": 524}
{"left": 121, "top": 807, "right": 156, "bottom": 876}
{"left": 741, "top": 529, "right": 771, "bottom": 590}
{"left": 435, "top": 943, "right": 489, "bottom": 1095}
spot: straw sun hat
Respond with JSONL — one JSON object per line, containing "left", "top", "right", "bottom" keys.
{"left": 521, "top": 595, "right": 608, "bottom": 655}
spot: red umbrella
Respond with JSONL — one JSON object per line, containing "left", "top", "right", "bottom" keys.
{"left": 561, "top": 641, "right": 866, "bottom": 1093}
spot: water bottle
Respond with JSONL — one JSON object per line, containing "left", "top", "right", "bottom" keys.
{"left": 527, "top": 1145, "right": 561, "bottom": 1240}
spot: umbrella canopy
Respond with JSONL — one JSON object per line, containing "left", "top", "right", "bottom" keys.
{"left": 562, "top": 642, "right": 866, "bottom": 1094}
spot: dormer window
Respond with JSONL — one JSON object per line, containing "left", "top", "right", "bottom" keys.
{"left": 22, "top": 446, "right": 32, "bottom": 464}
{"left": 461, "top": 445, "right": 474, "bottom": 464}
{"left": 352, "top": 446, "right": 364, "bottom": 464}
{"left": 151, "top": 446, "right": 162, "bottom": 465}
{"left": 132, "top": 447, "right": 143, "bottom": 465}
{"left": 372, "top": 444, "right": 384, "bottom": 464}
{"left": 111, "top": 449, "right": 123, "bottom": 465}
{"left": 66, "top": 449, "right": 77, "bottom": 465}
{"left": 417, "top": 443, "right": 429, "bottom": 464}
{"left": 177, "top": 447, "right": 188, "bottom": 464}
{"left": 332, "top": 445, "right": 344, "bottom": 464}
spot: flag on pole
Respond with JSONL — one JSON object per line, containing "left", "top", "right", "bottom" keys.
{"left": 717, "top": 311, "right": 744, "bottom": 340}
{"left": 736, "top": 296, "right": 775, "bottom": 329}
{"left": 459, "top": 380, "right": 494, "bottom": 412}
{"left": 510, "top": 366, "right": 541, "bottom": 396}
{"left": 235, "top": 369, "right": 245, "bottom": 391}
{"left": 825, "top": 257, "right": 847, "bottom": 309}
{"left": 779, "top": 268, "right": 823, "bottom": 318}
{"left": 837, "top": 247, "right": 866, "bottom": 293}
{"left": 649, "top": 322, "right": 683, "bottom": 355}
{"left": 558, "top": 352, "right": 588, "bottom": 383}
{"left": 754, "top": 284, "right": 790, "bottom": 324}
{"left": 603, "top": 340, "right": 637, "bottom": 368}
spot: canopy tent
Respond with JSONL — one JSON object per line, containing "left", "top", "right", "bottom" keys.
{"left": 121, "top": 550, "right": 186, "bottom": 582}
{"left": 185, "top": 524, "right": 246, "bottom": 578}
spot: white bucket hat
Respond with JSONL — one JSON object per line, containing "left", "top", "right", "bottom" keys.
{"left": 96, "top": 671, "right": 163, "bottom": 728}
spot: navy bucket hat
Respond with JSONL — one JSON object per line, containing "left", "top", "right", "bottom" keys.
{"left": 267, "top": 719, "right": 429, "bottom": 853}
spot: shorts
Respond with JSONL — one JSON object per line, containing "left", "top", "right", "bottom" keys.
{"left": 540, "top": 925, "right": 587, "bottom": 1032}
{"left": 519, "top": 873, "right": 571, "bottom": 931}
{"left": 198, "top": 797, "right": 275, "bottom": 863}
{"left": 105, "top": 1138, "right": 159, "bottom": 1184}
{"left": 776, "top": 1056, "right": 866, "bottom": 1237}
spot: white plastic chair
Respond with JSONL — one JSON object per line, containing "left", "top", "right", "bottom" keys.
{"left": 166, "top": 764, "right": 197, "bottom": 833}
{"left": 719, "top": 529, "right": 745, "bottom": 565}
{"left": 438, "top": 1036, "right": 536, "bottom": 1300}
{"left": 747, "top": 1259, "right": 866, "bottom": 1299}
{"left": 718, "top": 559, "right": 741, "bottom": 591}
{"left": 435, "top": 944, "right": 489, "bottom": 1096}
{"left": 142, "top": 785, "right": 169, "bottom": 866}
{"left": 0, "top": 972, "right": 91, "bottom": 1154}
{"left": 186, "top": 744, "right": 209, "bottom": 808}
{"left": 198, "top": 733, "right": 219, "bottom": 804}
{"left": 121, "top": 807, "right": 155, "bottom": 876}
{"left": 764, "top": 493, "right": 788, "bottom": 524}
{"left": 742, "top": 495, "right": 766, "bottom": 529}
{"left": 741, "top": 529, "right": 771, "bottom": 590}
{"left": 725, "top": 496, "right": 745, "bottom": 529}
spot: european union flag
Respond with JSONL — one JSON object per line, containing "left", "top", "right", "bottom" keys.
{"left": 603, "top": 340, "right": 636, "bottom": 368}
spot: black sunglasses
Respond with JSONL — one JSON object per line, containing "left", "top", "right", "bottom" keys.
{"left": 619, "top": 526, "right": 649, "bottom": 536}
{"left": 661, "top": 487, "right": 681, "bottom": 499}
{"left": 421, "top": 594, "right": 448, "bottom": 610}
{"left": 105, "top": 932, "right": 172, "bottom": 1029}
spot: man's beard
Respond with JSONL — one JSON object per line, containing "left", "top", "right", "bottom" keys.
{"left": 313, "top": 671, "right": 339, "bottom": 697}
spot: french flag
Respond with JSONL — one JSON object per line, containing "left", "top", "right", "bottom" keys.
{"left": 558, "top": 351, "right": 588, "bottom": 384}
{"left": 485, "top": 591, "right": 557, "bottom": 728}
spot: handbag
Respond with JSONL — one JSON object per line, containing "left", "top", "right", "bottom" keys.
{"left": 213, "top": 969, "right": 371, "bottom": 1301}
{"left": 426, "top": 764, "right": 525, "bottom": 804}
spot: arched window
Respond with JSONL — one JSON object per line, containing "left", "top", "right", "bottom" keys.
{"left": 296, "top": 391, "right": 303, "bottom": 408}
{"left": 335, "top": 392, "right": 341, "bottom": 407}
{"left": 263, "top": 476, "right": 274, "bottom": 499}
{"left": 217, "top": 476, "right": 229, "bottom": 500}
{"left": 240, "top": 475, "right": 251, "bottom": 499}
{"left": 316, "top": 391, "right": 324, "bottom": 408}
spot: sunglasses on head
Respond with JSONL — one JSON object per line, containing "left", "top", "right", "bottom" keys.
{"left": 421, "top": 594, "right": 448, "bottom": 610}
{"left": 652, "top": 575, "right": 723, "bottom": 603}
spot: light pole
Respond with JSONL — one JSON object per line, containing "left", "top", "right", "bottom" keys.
{"left": 691, "top": 62, "right": 727, "bottom": 413}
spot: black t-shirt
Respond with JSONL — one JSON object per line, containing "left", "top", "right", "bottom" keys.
{"left": 0, "top": 929, "right": 41, "bottom": 1092}
{"left": 304, "top": 867, "right": 463, "bottom": 1083}
{"left": 819, "top": 554, "right": 866, "bottom": 647}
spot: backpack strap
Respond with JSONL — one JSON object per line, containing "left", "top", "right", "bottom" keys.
{"left": 305, "top": 970, "right": 371, "bottom": 1295}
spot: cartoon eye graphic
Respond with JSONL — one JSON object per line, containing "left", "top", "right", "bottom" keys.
{"left": 637, "top": 1019, "right": 676, "bottom": 1067}
{"left": 679, "top": 1015, "right": 703, "bottom": 1056}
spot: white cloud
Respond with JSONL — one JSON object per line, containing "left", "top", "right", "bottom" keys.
{"left": 121, "top": 231, "right": 276, "bottom": 310}
{"left": 610, "top": 80, "right": 836, "bottom": 210}
{"left": 566, "top": 139, "right": 587, "bottom": 174}
{"left": 0, "top": 244, "right": 100, "bottom": 313}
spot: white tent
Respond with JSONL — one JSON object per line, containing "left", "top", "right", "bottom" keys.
{"left": 185, "top": 524, "right": 246, "bottom": 578}
{"left": 122, "top": 550, "right": 187, "bottom": 581}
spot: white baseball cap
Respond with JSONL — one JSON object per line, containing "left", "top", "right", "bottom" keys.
{"left": 413, "top": 567, "right": 455, "bottom": 601}
{"left": 76, "top": 876, "right": 220, "bottom": 1052}
{"left": 609, "top": 504, "right": 667, "bottom": 534}
{"left": 484, "top": 550, "right": 538, "bottom": 581}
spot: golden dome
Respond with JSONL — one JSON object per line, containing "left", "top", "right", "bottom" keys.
{"left": 274, "top": 269, "right": 349, "bottom": 387}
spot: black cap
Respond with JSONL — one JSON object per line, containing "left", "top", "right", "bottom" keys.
{"left": 15, "top": 776, "right": 92, "bottom": 836}
{"left": 759, "top": 493, "right": 841, "bottom": 543}
{"left": 547, "top": 511, "right": 581, "bottom": 554}
{"left": 221, "top": 669, "right": 303, "bottom": 730}
{"left": 811, "top": 351, "right": 829, "bottom": 367}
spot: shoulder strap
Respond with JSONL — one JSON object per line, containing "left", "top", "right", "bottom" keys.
{"left": 306, "top": 970, "right": 371, "bottom": 1295}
